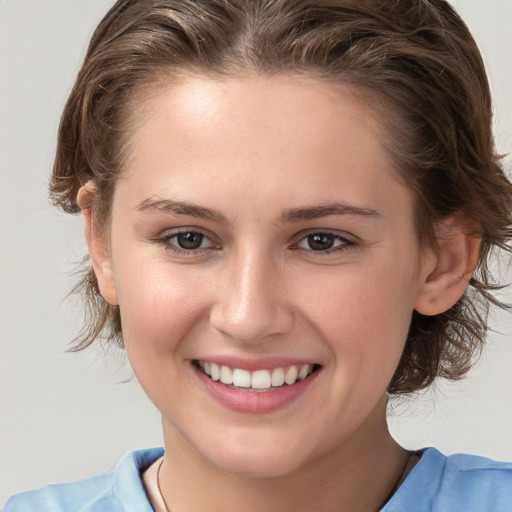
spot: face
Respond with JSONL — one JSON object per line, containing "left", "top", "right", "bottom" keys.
{"left": 93, "top": 75, "right": 435, "bottom": 477}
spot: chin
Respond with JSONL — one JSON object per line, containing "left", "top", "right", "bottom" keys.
{"left": 199, "top": 437, "right": 314, "bottom": 479}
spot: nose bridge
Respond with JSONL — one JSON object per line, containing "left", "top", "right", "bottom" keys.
{"left": 210, "top": 244, "right": 292, "bottom": 343}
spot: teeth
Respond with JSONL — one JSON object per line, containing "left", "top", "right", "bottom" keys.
{"left": 198, "top": 361, "right": 316, "bottom": 390}
{"left": 232, "top": 368, "right": 251, "bottom": 388}
{"left": 220, "top": 365, "right": 233, "bottom": 385}
{"left": 284, "top": 366, "right": 298, "bottom": 385}
{"left": 251, "top": 370, "right": 272, "bottom": 389}
{"left": 210, "top": 362, "right": 220, "bottom": 381}
{"left": 298, "top": 364, "right": 311, "bottom": 381}
{"left": 271, "top": 367, "right": 285, "bottom": 387}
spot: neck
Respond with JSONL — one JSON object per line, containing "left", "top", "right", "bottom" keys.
{"left": 158, "top": 402, "right": 407, "bottom": 512}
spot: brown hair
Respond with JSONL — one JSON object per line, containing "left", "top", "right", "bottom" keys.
{"left": 50, "top": 0, "right": 512, "bottom": 395}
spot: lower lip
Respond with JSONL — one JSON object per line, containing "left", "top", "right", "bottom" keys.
{"left": 193, "top": 364, "right": 320, "bottom": 414}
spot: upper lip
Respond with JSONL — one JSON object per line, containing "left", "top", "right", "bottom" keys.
{"left": 192, "top": 356, "right": 320, "bottom": 371}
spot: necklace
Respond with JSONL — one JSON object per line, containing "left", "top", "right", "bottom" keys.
{"left": 157, "top": 458, "right": 171, "bottom": 512}
{"left": 154, "top": 451, "right": 420, "bottom": 512}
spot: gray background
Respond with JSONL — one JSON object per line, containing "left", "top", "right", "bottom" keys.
{"left": 1, "top": 0, "right": 511, "bottom": 506}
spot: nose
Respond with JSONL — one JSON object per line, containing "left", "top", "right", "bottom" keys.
{"left": 209, "top": 249, "right": 294, "bottom": 344}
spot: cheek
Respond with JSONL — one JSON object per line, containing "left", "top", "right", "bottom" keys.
{"left": 114, "top": 259, "right": 211, "bottom": 355}
{"left": 114, "top": 260, "right": 215, "bottom": 410}
{"left": 295, "top": 259, "right": 416, "bottom": 369}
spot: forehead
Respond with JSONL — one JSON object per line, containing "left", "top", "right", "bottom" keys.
{"left": 117, "top": 74, "right": 412, "bottom": 221}
{"left": 129, "top": 74, "right": 382, "bottom": 148}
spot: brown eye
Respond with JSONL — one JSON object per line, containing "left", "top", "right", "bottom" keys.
{"left": 306, "top": 233, "right": 335, "bottom": 251}
{"left": 295, "top": 232, "right": 354, "bottom": 253}
{"left": 159, "top": 230, "right": 217, "bottom": 253}
{"left": 156, "top": 229, "right": 219, "bottom": 254}
{"left": 174, "top": 232, "right": 205, "bottom": 250}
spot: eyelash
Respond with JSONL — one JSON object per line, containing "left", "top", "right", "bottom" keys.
{"left": 154, "top": 229, "right": 219, "bottom": 255}
{"left": 154, "top": 229, "right": 357, "bottom": 257}
{"left": 291, "top": 231, "right": 357, "bottom": 256}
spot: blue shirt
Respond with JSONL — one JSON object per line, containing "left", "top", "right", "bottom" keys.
{"left": 4, "top": 447, "right": 512, "bottom": 511}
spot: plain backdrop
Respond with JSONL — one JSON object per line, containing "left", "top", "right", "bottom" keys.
{"left": 0, "top": 0, "right": 511, "bottom": 506}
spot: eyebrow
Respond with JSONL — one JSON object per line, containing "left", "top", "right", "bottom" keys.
{"left": 279, "top": 203, "right": 380, "bottom": 223}
{"left": 136, "top": 198, "right": 229, "bottom": 224}
{"left": 136, "top": 197, "right": 380, "bottom": 224}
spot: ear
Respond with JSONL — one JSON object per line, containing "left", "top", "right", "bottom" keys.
{"left": 414, "top": 215, "right": 480, "bottom": 316}
{"left": 77, "top": 182, "right": 119, "bottom": 306}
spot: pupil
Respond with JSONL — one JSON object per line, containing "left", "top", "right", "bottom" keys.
{"left": 177, "top": 232, "right": 203, "bottom": 249}
{"left": 308, "top": 233, "right": 334, "bottom": 251}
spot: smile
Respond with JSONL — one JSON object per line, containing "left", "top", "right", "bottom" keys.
{"left": 196, "top": 360, "right": 318, "bottom": 391}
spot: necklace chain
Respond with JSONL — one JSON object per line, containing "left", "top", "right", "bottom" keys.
{"left": 154, "top": 451, "right": 417, "bottom": 512}
{"left": 157, "top": 458, "right": 171, "bottom": 512}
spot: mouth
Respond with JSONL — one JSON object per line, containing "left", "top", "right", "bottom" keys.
{"left": 194, "top": 360, "right": 321, "bottom": 392}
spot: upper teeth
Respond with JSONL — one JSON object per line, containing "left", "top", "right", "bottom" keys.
{"left": 198, "top": 361, "right": 314, "bottom": 390}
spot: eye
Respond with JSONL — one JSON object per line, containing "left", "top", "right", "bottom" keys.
{"left": 296, "top": 232, "right": 354, "bottom": 252}
{"left": 156, "top": 229, "right": 218, "bottom": 253}
{"left": 173, "top": 231, "right": 208, "bottom": 250}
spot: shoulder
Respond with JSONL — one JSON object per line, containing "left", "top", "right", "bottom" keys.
{"left": 384, "top": 448, "right": 512, "bottom": 512}
{"left": 437, "top": 450, "right": 512, "bottom": 510}
{"left": 3, "top": 447, "right": 164, "bottom": 512}
{"left": 3, "top": 472, "right": 116, "bottom": 512}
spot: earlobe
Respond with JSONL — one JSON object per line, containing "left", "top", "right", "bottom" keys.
{"left": 78, "top": 182, "right": 119, "bottom": 306}
{"left": 414, "top": 215, "right": 480, "bottom": 316}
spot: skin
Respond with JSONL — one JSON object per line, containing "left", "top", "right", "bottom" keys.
{"left": 83, "top": 75, "right": 477, "bottom": 511}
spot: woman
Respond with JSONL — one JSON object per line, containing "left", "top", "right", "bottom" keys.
{"left": 4, "top": 0, "right": 512, "bottom": 510}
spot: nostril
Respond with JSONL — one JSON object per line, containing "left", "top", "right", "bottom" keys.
{"left": 209, "top": 303, "right": 294, "bottom": 344}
